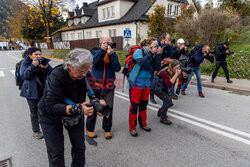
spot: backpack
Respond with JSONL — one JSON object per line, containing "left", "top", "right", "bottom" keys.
{"left": 15, "top": 60, "right": 24, "bottom": 90}
{"left": 122, "top": 45, "right": 143, "bottom": 77}
{"left": 189, "top": 44, "right": 204, "bottom": 57}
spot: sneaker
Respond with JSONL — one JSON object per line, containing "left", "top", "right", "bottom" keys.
{"left": 150, "top": 98, "right": 157, "bottom": 104}
{"left": 87, "top": 130, "right": 97, "bottom": 138}
{"left": 181, "top": 90, "right": 186, "bottom": 95}
{"left": 172, "top": 94, "right": 178, "bottom": 100}
{"left": 211, "top": 79, "right": 214, "bottom": 83}
{"left": 157, "top": 109, "right": 169, "bottom": 118}
{"left": 130, "top": 130, "right": 138, "bottom": 137}
{"left": 227, "top": 80, "right": 233, "bottom": 83}
{"left": 199, "top": 92, "right": 205, "bottom": 98}
{"left": 160, "top": 118, "right": 172, "bottom": 125}
{"left": 33, "top": 131, "right": 43, "bottom": 139}
{"left": 105, "top": 132, "right": 112, "bottom": 140}
{"left": 140, "top": 126, "right": 151, "bottom": 132}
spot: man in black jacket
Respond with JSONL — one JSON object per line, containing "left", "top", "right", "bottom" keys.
{"left": 211, "top": 41, "right": 233, "bottom": 83}
{"left": 38, "top": 48, "right": 103, "bottom": 167}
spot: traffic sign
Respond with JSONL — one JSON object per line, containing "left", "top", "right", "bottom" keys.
{"left": 124, "top": 30, "right": 131, "bottom": 39}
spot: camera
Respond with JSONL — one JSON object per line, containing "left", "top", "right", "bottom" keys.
{"left": 170, "top": 39, "right": 175, "bottom": 43}
{"left": 227, "top": 49, "right": 234, "bottom": 55}
{"left": 108, "top": 42, "right": 116, "bottom": 49}
{"left": 87, "top": 98, "right": 111, "bottom": 117}
{"left": 38, "top": 57, "right": 49, "bottom": 66}
{"left": 185, "top": 43, "right": 191, "bottom": 47}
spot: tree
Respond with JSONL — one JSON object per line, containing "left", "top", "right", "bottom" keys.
{"left": 148, "top": 5, "right": 169, "bottom": 38}
{"left": 175, "top": 9, "right": 241, "bottom": 47}
{"left": 220, "top": 0, "right": 250, "bottom": 16}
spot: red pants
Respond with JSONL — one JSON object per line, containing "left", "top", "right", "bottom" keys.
{"left": 129, "top": 86, "right": 150, "bottom": 131}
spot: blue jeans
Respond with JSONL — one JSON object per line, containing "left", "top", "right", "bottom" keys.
{"left": 181, "top": 66, "right": 202, "bottom": 93}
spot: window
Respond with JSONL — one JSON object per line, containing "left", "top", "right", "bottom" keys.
{"left": 107, "top": 7, "right": 110, "bottom": 18}
{"left": 66, "top": 34, "right": 69, "bottom": 40}
{"left": 78, "top": 32, "right": 82, "bottom": 39}
{"left": 71, "top": 33, "right": 75, "bottom": 40}
{"left": 62, "top": 34, "right": 65, "bottom": 41}
{"left": 174, "top": 5, "right": 179, "bottom": 16}
{"left": 108, "top": 29, "right": 112, "bottom": 37}
{"left": 102, "top": 8, "right": 106, "bottom": 20}
{"left": 168, "top": 4, "right": 173, "bottom": 16}
{"left": 111, "top": 6, "right": 115, "bottom": 18}
{"left": 96, "top": 31, "right": 102, "bottom": 38}
{"left": 112, "top": 29, "right": 116, "bottom": 37}
{"left": 86, "top": 31, "right": 92, "bottom": 39}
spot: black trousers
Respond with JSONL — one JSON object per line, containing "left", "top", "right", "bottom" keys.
{"left": 86, "top": 90, "right": 114, "bottom": 132}
{"left": 212, "top": 61, "right": 230, "bottom": 80}
{"left": 26, "top": 98, "right": 40, "bottom": 132}
{"left": 155, "top": 91, "right": 172, "bottom": 119}
{"left": 40, "top": 116, "right": 85, "bottom": 167}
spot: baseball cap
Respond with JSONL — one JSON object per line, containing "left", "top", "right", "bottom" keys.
{"left": 177, "top": 38, "right": 185, "bottom": 44}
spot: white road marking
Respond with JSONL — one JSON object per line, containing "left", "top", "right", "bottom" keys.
{"left": 10, "top": 70, "right": 15, "bottom": 75}
{"left": 0, "top": 71, "right": 5, "bottom": 77}
{"left": 115, "top": 92, "right": 250, "bottom": 145}
{"left": 7, "top": 53, "right": 21, "bottom": 62}
{"left": 115, "top": 91, "right": 250, "bottom": 139}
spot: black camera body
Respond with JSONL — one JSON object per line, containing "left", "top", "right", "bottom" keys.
{"left": 88, "top": 98, "right": 111, "bottom": 117}
{"left": 227, "top": 49, "right": 234, "bottom": 55}
{"left": 108, "top": 42, "right": 116, "bottom": 49}
{"left": 170, "top": 39, "right": 175, "bottom": 43}
{"left": 38, "top": 57, "right": 49, "bottom": 66}
{"left": 185, "top": 43, "right": 191, "bottom": 47}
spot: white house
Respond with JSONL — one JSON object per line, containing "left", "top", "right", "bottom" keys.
{"left": 52, "top": 0, "right": 196, "bottom": 48}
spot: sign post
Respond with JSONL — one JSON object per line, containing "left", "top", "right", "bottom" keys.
{"left": 124, "top": 30, "right": 131, "bottom": 51}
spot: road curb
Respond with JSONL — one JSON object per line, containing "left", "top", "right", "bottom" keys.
{"left": 190, "top": 80, "right": 250, "bottom": 95}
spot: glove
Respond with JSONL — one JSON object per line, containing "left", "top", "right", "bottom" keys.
{"left": 69, "top": 104, "right": 83, "bottom": 116}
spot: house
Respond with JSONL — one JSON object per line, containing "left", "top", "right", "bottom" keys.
{"left": 52, "top": 0, "right": 196, "bottom": 48}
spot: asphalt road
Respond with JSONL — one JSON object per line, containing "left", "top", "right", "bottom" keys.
{"left": 0, "top": 51, "right": 250, "bottom": 167}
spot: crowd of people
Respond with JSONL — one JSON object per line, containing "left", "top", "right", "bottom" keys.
{"left": 19, "top": 34, "right": 233, "bottom": 167}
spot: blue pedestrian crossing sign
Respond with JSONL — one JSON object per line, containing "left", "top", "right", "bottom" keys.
{"left": 124, "top": 30, "right": 131, "bottom": 39}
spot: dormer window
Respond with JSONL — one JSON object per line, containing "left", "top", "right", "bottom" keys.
{"left": 111, "top": 6, "right": 115, "bottom": 18}
{"left": 68, "top": 20, "right": 73, "bottom": 26}
{"left": 107, "top": 7, "right": 110, "bottom": 19}
{"left": 102, "top": 8, "right": 106, "bottom": 20}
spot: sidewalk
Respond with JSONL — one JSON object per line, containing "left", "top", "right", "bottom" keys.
{"left": 191, "top": 75, "right": 250, "bottom": 96}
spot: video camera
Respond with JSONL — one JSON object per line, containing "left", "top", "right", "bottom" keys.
{"left": 38, "top": 57, "right": 49, "bottom": 66}
{"left": 108, "top": 42, "right": 116, "bottom": 49}
{"left": 87, "top": 98, "right": 111, "bottom": 117}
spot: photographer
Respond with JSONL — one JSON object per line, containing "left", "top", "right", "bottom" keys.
{"left": 155, "top": 59, "right": 185, "bottom": 125}
{"left": 38, "top": 48, "right": 98, "bottom": 167}
{"left": 128, "top": 38, "right": 161, "bottom": 137}
{"left": 160, "top": 33, "right": 175, "bottom": 60}
{"left": 20, "top": 47, "right": 52, "bottom": 139}
{"left": 211, "top": 41, "right": 233, "bottom": 83}
{"left": 181, "top": 45, "right": 214, "bottom": 98}
{"left": 86, "top": 35, "right": 121, "bottom": 139}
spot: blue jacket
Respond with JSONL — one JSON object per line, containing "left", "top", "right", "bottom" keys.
{"left": 20, "top": 56, "right": 52, "bottom": 99}
{"left": 129, "top": 47, "right": 161, "bottom": 88}
{"left": 189, "top": 48, "right": 214, "bottom": 67}
{"left": 91, "top": 48, "right": 121, "bottom": 93}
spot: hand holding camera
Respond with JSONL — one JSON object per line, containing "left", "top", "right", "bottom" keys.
{"left": 81, "top": 102, "right": 94, "bottom": 116}
{"left": 107, "top": 45, "right": 114, "bottom": 55}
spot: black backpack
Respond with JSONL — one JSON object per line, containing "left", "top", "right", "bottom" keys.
{"left": 15, "top": 60, "right": 24, "bottom": 90}
{"left": 189, "top": 44, "right": 204, "bottom": 57}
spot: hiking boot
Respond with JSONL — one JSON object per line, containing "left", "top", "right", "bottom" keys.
{"left": 227, "top": 79, "right": 233, "bottom": 83}
{"left": 181, "top": 90, "right": 186, "bottom": 95}
{"left": 157, "top": 108, "right": 162, "bottom": 117}
{"left": 211, "top": 79, "right": 214, "bottom": 83}
{"left": 33, "top": 131, "right": 43, "bottom": 139}
{"left": 160, "top": 118, "right": 172, "bottom": 125}
{"left": 199, "top": 92, "right": 205, "bottom": 98}
{"left": 150, "top": 98, "right": 157, "bottom": 104}
{"left": 130, "top": 130, "right": 138, "bottom": 137}
{"left": 172, "top": 94, "right": 178, "bottom": 100}
{"left": 105, "top": 132, "right": 112, "bottom": 140}
{"left": 140, "top": 126, "right": 151, "bottom": 132}
{"left": 87, "top": 130, "right": 97, "bottom": 138}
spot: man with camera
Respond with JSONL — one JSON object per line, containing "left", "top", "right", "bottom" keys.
{"left": 181, "top": 45, "right": 214, "bottom": 98}
{"left": 38, "top": 48, "right": 102, "bottom": 167}
{"left": 20, "top": 47, "right": 52, "bottom": 139}
{"left": 86, "top": 35, "right": 121, "bottom": 139}
{"left": 211, "top": 41, "right": 233, "bottom": 83}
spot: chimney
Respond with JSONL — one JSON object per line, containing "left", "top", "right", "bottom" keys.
{"left": 83, "top": 2, "right": 88, "bottom": 7}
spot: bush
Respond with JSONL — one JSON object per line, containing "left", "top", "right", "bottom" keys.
{"left": 175, "top": 9, "right": 241, "bottom": 47}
